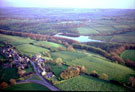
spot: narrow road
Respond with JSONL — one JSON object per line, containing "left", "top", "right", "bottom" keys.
{"left": 29, "top": 60, "right": 60, "bottom": 91}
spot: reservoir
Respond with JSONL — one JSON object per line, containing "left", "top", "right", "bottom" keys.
{"left": 54, "top": 33, "right": 102, "bottom": 42}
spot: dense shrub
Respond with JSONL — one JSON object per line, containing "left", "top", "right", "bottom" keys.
{"left": 99, "top": 73, "right": 108, "bottom": 80}
{"left": 89, "top": 70, "right": 99, "bottom": 78}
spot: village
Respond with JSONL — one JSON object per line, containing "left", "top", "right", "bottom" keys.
{"left": 0, "top": 44, "right": 55, "bottom": 80}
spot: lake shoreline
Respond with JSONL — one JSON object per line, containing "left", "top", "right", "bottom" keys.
{"left": 54, "top": 33, "right": 103, "bottom": 43}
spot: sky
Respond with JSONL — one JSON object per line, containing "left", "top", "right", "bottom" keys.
{"left": 0, "top": 0, "right": 135, "bottom": 9}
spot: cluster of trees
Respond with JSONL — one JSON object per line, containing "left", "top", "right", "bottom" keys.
{"left": 86, "top": 42, "right": 122, "bottom": 52}
{"left": 73, "top": 43, "right": 135, "bottom": 66}
{"left": 129, "top": 77, "right": 135, "bottom": 88}
{"left": 89, "top": 70, "right": 108, "bottom": 80}
{"left": 54, "top": 57, "right": 63, "bottom": 65}
{"left": 125, "top": 59, "right": 135, "bottom": 68}
{"left": 110, "top": 44, "right": 135, "bottom": 66}
{"left": 73, "top": 43, "right": 111, "bottom": 59}
{"left": 60, "top": 65, "right": 87, "bottom": 80}
{"left": 0, "top": 79, "right": 16, "bottom": 89}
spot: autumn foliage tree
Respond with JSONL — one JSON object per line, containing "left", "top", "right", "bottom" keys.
{"left": 0, "top": 82, "right": 8, "bottom": 89}
{"left": 60, "top": 66, "right": 80, "bottom": 80}
{"left": 129, "top": 77, "right": 135, "bottom": 87}
{"left": 125, "top": 59, "right": 135, "bottom": 68}
{"left": 89, "top": 70, "right": 99, "bottom": 78}
{"left": 99, "top": 73, "right": 108, "bottom": 80}
{"left": 54, "top": 57, "right": 63, "bottom": 65}
{"left": 67, "top": 45, "right": 76, "bottom": 52}
{"left": 9, "top": 79, "right": 16, "bottom": 85}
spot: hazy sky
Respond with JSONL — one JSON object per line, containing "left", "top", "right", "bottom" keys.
{"left": 0, "top": 0, "right": 135, "bottom": 9}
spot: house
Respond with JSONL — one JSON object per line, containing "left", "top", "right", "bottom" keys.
{"left": 41, "top": 71, "right": 46, "bottom": 76}
{"left": 36, "top": 53, "right": 41, "bottom": 59}
{"left": 45, "top": 72, "right": 55, "bottom": 78}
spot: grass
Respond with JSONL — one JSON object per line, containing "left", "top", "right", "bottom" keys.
{"left": 4, "top": 83, "right": 50, "bottom": 91}
{"left": 47, "top": 63, "right": 68, "bottom": 80}
{"left": 0, "top": 34, "right": 35, "bottom": 46}
{"left": 0, "top": 66, "right": 19, "bottom": 83}
{"left": 51, "top": 50, "right": 135, "bottom": 83}
{"left": 77, "top": 27, "right": 99, "bottom": 35}
{"left": 120, "top": 50, "right": 135, "bottom": 61}
{"left": 110, "top": 35, "right": 135, "bottom": 43}
{"left": 56, "top": 74, "right": 129, "bottom": 91}
{"left": 34, "top": 41, "right": 63, "bottom": 49}
{"left": 24, "top": 64, "right": 34, "bottom": 73}
{"left": 29, "top": 74, "right": 42, "bottom": 81}
{"left": 51, "top": 51, "right": 86, "bottom": 63}
{"left": 16, "top": 44, "right": 49, "bottom": 56}
{"left": 61, "top": 55, "right": 135, "bottom": 83}
{"left": 90, "top": 35, "right": 113, "bottom": 42}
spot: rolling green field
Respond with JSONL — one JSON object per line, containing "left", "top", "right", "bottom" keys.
{"left": 0, "top": 34, "right": 135, "bottom": 91}
{"left": 34, "top": 41, "right": 63, "bottom": 49}
{"left": 77, "top": 27, "right": 99, "bottom": 35}
{"left": 51, "top": 51, "right": 86, "bottom": 63}
{"left": 4, "top": 83, "right": 50, "bottom": 91}
{"left": 90, "top": 31, "right": 135, "bottom": 43}
{"left": 47, "top": 63, "right": 68, "bottom": 80}
{"left": 120, "top": 50, "right": 135, "bottom": 61}
{"left": 0, "top": 34, "right": 63, "bottom": 57}
{"left": 0, "top": 34, "right": 35, "bottom": 46}
{"left": 16, "top": 44, "right": 49, "bottom": 56}
{"left": 51, "top": 51, "right": 135, "bottom": 83}
{"left": 56, "top": 74, "right": 129, "bottom": 91}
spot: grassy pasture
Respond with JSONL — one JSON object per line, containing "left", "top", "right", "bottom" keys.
{"left": 92, "top": 26, "right": 116, "bottom": 33}
{"left": 51, "top": 50, "right": 135, "bottom": 83}
{"left": 77, "top": 27, "right": 99, "bottom": 35}
{"left": 34, "top": 41, "right": 63, "bottom": 49}
{"left": 4, "top": 83, "right": 50, "bottom": 91}
{"left": 60, "top": 55, "right": 135, "bottom": 83}
{"left": 16, "top": 44, "right": 49, "bottom": 56}
{"left": 0, "top": 34, "right": 63, "bottom": 56}
{"left": 0, "top": 34, "right": 35, "bottom": 46}
{"left": 113, "top": 25, "right": 130, "bottom": 30}
{"left": 47, "top": 63, "right": 68, "bottom": 80}
{"left": 0, "top": 66, "right": 19, "bottom": 83}
{"left": 51, "top": 51, "right": 86, "bottom": 63}
{"left": 110, "top": 35, "right": 135, "bottom": 43}
{"left": 56, "top": 74, "right": 129, "bottom": 91}
{"left": 120, "top": 50, "right": 135, "bottom": 61}
{"left": 90, "top": 35, "right": 113, "bottom": 42}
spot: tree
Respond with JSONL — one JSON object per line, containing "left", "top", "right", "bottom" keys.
{"left": 63, "top": 42, "right": 69, "bottom": 47}
{"left": 60, "top": 66, "right": 80, "bottom": 80}
{"left": 45, "top": 52, "right": 51, "bottom": 58}
{"left": 0, "top": 82, "right": 8, "bottom": 89}
{"left": 9, "top": 79, "right": 16, "bottom": 85}
{"left": 90, "top": 70, "right": 99, "bottom": 78}
{"left": 18, "top": 70, "right": 26, "bottom": 77}
{"left": 67, "top": 45, "right": 76, "bottom": 52}
{"left": 57, "top": 47, "right": 66, "bottom": 51}
{"left": 80, "top": 66, "right": 87, "bottom": 73}
{"left": 129, "top": 77, "right": 135, "bottom": 87}
{"left": 99, "top": 73, "right": 108, "bottom": 80}
{"left": 58, "top": 40, "right": 62, "bottom": 44}
{"left": 55, "top": 57, "right": 63, "bottom": 65}
{"left": 82, "top": 50, "right": 87, "bottom": 53}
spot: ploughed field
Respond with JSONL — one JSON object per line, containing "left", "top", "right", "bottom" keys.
{"left": 0, "top": 34, "right": 135, "bottom": 91}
